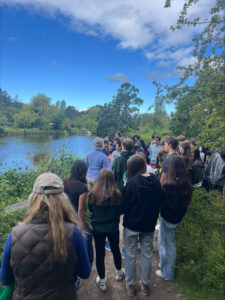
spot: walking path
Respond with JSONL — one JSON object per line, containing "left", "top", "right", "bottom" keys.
{"left": 77, "top": 223, "right": 185, "bottom": 300}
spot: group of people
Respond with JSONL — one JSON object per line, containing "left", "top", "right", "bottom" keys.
{"left": 0, "top": 132, "right": 224, "bottom": 299}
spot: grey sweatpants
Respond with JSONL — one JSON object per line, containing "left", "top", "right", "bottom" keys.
{"left": 123, "top": 227, "right": 154, "bottom": 285}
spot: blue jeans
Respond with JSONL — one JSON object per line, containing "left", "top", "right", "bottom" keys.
{"left": 123, "top": 227, "right": 154, "bottom": 285}
{"left": 157, "top": 217, "right": 180, "bottom": 281}
{"left": 84, "top": 224, "right": 93, "bottom": 266}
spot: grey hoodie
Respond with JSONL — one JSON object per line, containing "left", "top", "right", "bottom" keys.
{"left": 210, "top": 152, "right": 225, "bottom": 192}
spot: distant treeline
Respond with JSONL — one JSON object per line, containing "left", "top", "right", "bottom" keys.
{"left": 1, "top": 72, "right": 224, "bottom": 148}
{"left": 0, "top": 83, "right": 171, "bottom": 139}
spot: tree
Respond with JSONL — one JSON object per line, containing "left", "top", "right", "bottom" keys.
{"left": 31, "top": 93, "right": 51, "bottom": 114}
{"left": 189, "top": 72, "right": 225, "bottom": 148}
{"left": 96, "top": 83, "right": 144, "bottom": 137}
{"left": 96, "top": 103, "right": 120, "bottom": 137}
{"left": 96, "top": 82, "right": 144, "bottom": 136}
{"left": 30, "top": 94, "right": 52, "bottom": 129}
{"left": 112, "top": 82, "right": 143, "bottom": 131}
{"left": 65, "top": 106, "right": 79, "bottom": 120}
{"left": 13, "top": 111, "right": 38, "bottom": 128}
{"left": 153, "top": 0, "right": 225, "bottom": 147}
{"left": 0, "top": 89, "right": 23, "bottom": 126}
{"left": 73, "top": 107, "right": 100, "bottom": 134}
{"left": 51, "top": 111, "right": 65, "bottom": 130}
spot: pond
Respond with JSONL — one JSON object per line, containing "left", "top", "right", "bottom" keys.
{"left": 0, "top": 135, "right": 95, "bottom": 171}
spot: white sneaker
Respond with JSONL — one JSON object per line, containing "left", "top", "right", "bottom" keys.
{"left": 155, "top": 224, "right": 160, "bottom": 231}
{"left": 156, "top": 270, "right": 163, "bottom": 279}
{"left": 116, "top": 268, "right": 125, "bottom": 281}
{"left": 96, "top": 276, "right": 107, "bottom": 291}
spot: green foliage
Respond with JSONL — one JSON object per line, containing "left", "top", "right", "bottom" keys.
{"left": 170, "top": 71, "right": 225, "bottom": 147}
{"left": 13, "top": 111, "right": 38, "bottom": 128}
{"left": 0, "top": 168, "right": 38, "bottom": 260}
{"left": 127, "top": 103, "right": 171, "bottom": 143}
{"left": 190, "top": 73, "right": 225, "bottom": 148}
{"left": 37, "top": 146, "right": 76, "bottom": 179}
{"left": 153, "top": 1, "right": 225, "bottom": 148}
{"left": 0, "top": 207, "right": 26, "bottom": 262}
{"left": 97, "top": 82, "right": 143, "bottom": 137}
{"left": 0, "top": 89, "right": 23, "bottom": 126}
{"left": 73, "top": 107, "right": 100, "bottom": 134}
{"left": 0, "top": 168, "right": 38, "bottom": 205}
{"left": 0, "top": 148, "right": 77, "bottom": 260}
{"left": 176, "top": 188, "right": 225, "bottom": 299}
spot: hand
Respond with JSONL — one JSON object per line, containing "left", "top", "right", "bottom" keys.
{"left": 108, "top": 154, "right": 113, "bottom": 162}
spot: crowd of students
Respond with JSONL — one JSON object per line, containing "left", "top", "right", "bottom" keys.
{"left": 0, "top": 132, "right": 224, "bottom": 299}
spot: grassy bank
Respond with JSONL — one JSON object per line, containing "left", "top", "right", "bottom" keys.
{"left": 0, "top": 127, "right": 67, "bottom": 136}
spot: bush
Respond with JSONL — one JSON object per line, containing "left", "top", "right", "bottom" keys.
{"left": 0, "top": 147, "right": 78, "bottom": 261}
{"left": 176, "top": 188, "right": 225, "bottom": 299}
{"left": 0, "top": 207, "right": 26, "bottom": 261}
{"left": 0, "top": 168, "right": 38, "bottom": 205}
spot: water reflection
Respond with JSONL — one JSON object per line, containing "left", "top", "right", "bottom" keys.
{"left": 0, "top": 135, "right": 95, "bottom": 171}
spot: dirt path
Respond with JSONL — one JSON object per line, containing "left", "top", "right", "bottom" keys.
{"left": 77, "top": 223, "right": 185, "bottom": 300}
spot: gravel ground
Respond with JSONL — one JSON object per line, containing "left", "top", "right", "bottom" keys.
{"left": 77, "top": 222, "right": 185, "bottom": 300}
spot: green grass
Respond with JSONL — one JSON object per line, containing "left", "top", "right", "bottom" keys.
{"left": 3, "top": 127, "right": 67, "bottom": 134}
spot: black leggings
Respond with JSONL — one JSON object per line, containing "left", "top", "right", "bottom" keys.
{"left": 93, "top": 230, "right": 121, "bottom": 279}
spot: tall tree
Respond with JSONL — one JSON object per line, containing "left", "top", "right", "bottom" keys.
{"left": 153, "top": 0, "right": 225, "bottom": 147}
{"left": 30, "top": 94, "right": 52, "bottom": 129}
{"left": 97, "top": 83, "right": 143, "bottom": 136}
{"left": 112, "top": 82, "right": 143, "bottom": 131}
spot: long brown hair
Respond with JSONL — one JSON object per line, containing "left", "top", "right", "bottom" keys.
{"left": 162, "top": 155, "right": 192, "bottom": 207}
{"left": 179, "top": 141, "right": 192, "bottom": 169}
{"left": 89, "top": 168, "right": 121, "bottom": 205}
{"left": 23, "top": 192, "right": 82, "bottom": 263}
{"left": 127, "top": 154, "right": 147, "bottom": 181}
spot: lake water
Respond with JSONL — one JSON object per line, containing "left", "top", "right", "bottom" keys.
{"left": 0, "top": 135, "right": 95, "bottom": 171}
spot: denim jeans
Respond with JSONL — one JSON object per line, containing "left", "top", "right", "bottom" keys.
{"left": 157, "top": 217, "right": 180, "bottom": 281}
{"left": 84, "top": 223, "right": 93, "bottom": 266}
{"left": 123, "top": 227, "right": 154, "bottom": 285}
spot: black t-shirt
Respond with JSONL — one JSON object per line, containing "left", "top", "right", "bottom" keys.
{"left": 64, "top": 180, "right": 88, "bottom": 212}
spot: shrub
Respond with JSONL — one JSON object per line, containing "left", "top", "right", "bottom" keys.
{"left": 0, "top": 147, "right": 79, "bottom": 261}
{"left": 0, "top": 206, "right": 26, "bottom": 261}
{"left": 176, "top": 188, "right": 225, "bottom": 299}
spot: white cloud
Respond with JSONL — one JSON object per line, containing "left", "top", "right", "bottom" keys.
{"left": 3, "top": 0, "right": 214, "bottom": 72}
{"left": 8, "top": 36, "right": 19, "bottom": 42}
{"left": 145, "top": 69, "right": 181, "bottom": 80}
{"left": 51, "top": 59, "right": 60, "bottom": 66}
{"left": 106, "top": 73, "right": 132, "bottom": 82}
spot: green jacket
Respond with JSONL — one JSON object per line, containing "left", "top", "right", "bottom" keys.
{"left": 112, "top": 151, "right": 133, "bottom": 193}
{"left": 89, "top": 197, "right": 122, "bottom": 233}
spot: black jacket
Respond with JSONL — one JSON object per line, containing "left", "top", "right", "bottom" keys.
{"left": 112, "top": 151, "right": 133, "bottom": 192}
{"left": 160, "top": 184, "right": 188, "bottom": 224}
{"left": 123, "top": 174, "right": 162, "bottom": 232}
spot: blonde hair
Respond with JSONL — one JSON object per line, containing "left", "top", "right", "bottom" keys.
{"left": 23, "top": 192, "right": 83, "bottom": 262}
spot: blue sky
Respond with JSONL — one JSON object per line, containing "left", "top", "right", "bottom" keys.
{"left": 0, "top": 1, "right": 211, "bottom": 113}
